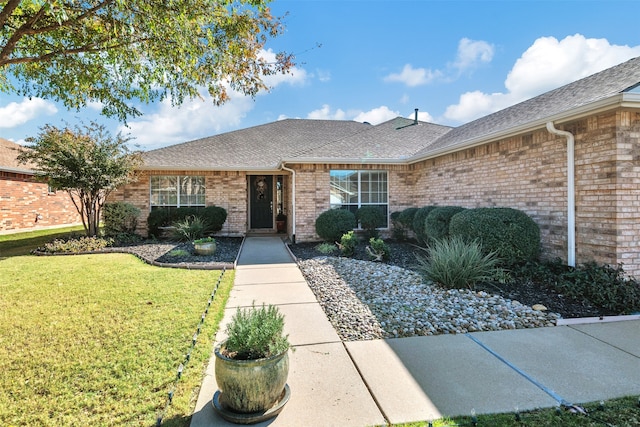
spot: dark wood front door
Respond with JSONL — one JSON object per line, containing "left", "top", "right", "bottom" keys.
{"left": 250, "top": 175, "right": 273, "bottom": 229}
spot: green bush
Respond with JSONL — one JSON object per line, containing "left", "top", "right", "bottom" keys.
{"left": 223, "top": 304, "right": 290, "bottom": 360}
{"left": 367, "top": 237, "right": 390, "bottom": 261}
{"left": 200, "top": 205, "right": 227, "bottom": 232}
{"left": 390, "top": 211, "right": 407, "bottom": 241}
{"left": 424, "top": 206, "right": 466, "bottom": 243}
{"left": 339, "top": 230, "right": 358, "bottom": 257}
{"left": 147, "top": 205, "right": 227, "bottom": 237}
{"left": 315, "top": 209, "right": 356, "bottom": 242}
{"left": 412, "top": 206, "right": 437, "bottom": 243}
{"left": 40, "top": 236, "right": 114, "bottom": 253}
{"left": 515, "top": 260, "right": 640, "bottom": 315}
{"left": 398, "top": 207, "right": 418, "bottom": 229}
{"left": 416, "top": 236, "right": 500, "bottom": 290}
{"left": 147, "top": 209, "right": 171, "bottom": 237}
{"left": 357, "top": 206, "right": 384, "bottom": 239}
{"left": 315, "top": 242, "right": 338, "bottom": 255}
{"left": 171, "top": 216, "right": 207, "bottom": 241}
{"left": 102, "top": 202, "right": 140, "bottom": 236}
{"left": 392, "top": 207, "right": 418, "bottom": 241}
{"left": 449, "top": 207, "right": 540, "bottom": 265}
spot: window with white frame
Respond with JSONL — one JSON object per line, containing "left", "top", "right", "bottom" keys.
{"left": 150, "top": 176, "right": 205, "bottom": 207}
{"left": 330, "top": 170, "right": 388, "bottom": 227}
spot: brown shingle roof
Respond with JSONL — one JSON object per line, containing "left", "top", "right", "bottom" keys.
{"left": 142, "top": 119, "right": 373, "bottom": 170}
{"left": 290, "top": 117, "right": 452, "bottom": 163}
{"left": 0, "top": 138, "right": 34, "bottom": 173}
{"left": 142, "top": 56, "right": 640, "bottom": 170}
{"left": 412, "top": 56, "right": 640, "bottom": 160}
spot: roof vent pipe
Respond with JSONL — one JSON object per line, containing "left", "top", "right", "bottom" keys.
{"left": 414, "top": 108, "right": 419, "bottom": 124}
{"left": 546, "top": 122, "right": 576, "bottom": 267}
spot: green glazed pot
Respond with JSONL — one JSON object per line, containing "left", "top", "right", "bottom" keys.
{"left": 214, "top": 341, "right": 289, "bottom": 414}
{"left": 194, "top": 241, "right": 216, "bottom": 256}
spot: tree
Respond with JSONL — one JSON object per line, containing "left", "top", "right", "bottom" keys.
{"left": 17, "top": 122, "right": 143, "bottom": 237}
{"left": 0, "top": 1, "right": 293, "bottom": 121}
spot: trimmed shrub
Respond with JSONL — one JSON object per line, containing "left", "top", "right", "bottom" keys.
{"left": 412, "top": 206, "right": 437, "bottom": 243}
{"left": 357, "top": 205, "right": 384, "bottom": 239}
{"left": 201, "top": 205, "right": 227, "bottom": 232}
{"left": 415, "top": 236, "right": 500, "bottom": 290}
{"left": 390, "top": 211, "right": 406, "bottom": 240}
{"left": 449, "top": 207, "right": 540, "bottom": 264}
{"left": 147, "top": 205, "right": 227, "bottom": 237}
{"left": 102, "top": 202, "right": 140, "bottom": 236}
{"left": 398, "top": 207, "right": 419, "bottom": 229}
{"left": 366, "top": 237, "right": 390, "bottom": 261}
{"left": 391, "top": 207, "right": 418, "bottom": 241}
{"left": 315, "top": 209, "right": 356, "bottom": 242}
{"left": 339, "top": 230, "right": 358, "bottom": 257}
{"left": 424, "top": 206, "right": 466, "bottom": 243}
{"left": 147, "top": 209, "right": 171, "bottom": 237}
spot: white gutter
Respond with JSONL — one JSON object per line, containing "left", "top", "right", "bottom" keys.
{"left": 546, "top": 122, "right": 576, "bottom": 267}
{"left": 280, "top": 163, "right": 296, "bottom": 243}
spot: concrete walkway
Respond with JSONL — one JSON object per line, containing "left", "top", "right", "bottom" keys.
{"left": 191, "top": 236, "right": 640, "bottom": 426}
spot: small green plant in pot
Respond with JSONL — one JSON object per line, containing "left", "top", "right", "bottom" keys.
{"left": 193, "top": 236, "right": 216, "bottom": 256}
{"left": 214, "top": 304, "right": 291, "bottom": 422}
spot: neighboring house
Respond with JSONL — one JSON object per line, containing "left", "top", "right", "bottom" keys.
{"left": 0, "top": 139, "right": 81, "bottom": 234}
{"left": 111, "top": 57, "right": 640, "bottom": 277}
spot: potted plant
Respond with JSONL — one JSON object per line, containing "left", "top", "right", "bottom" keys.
{"left": 193, "top": 237, "right": 216, "bottom": 255}
{"left": 213, "top": 304, "right": 291, "bottom": 423}
{"left": 276, "top": 212, "right": 287, "bottom": 233}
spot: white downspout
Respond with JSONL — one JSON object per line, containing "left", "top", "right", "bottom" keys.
{"left": 546, "top": 122, "right": 576, "bottom": 267}
{"left": 280, "top": 164, "right": 296, "bottom": 243}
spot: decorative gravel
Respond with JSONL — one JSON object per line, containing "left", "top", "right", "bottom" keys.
{"left": 297, "top": 256, "right": 559, "bottom": 342}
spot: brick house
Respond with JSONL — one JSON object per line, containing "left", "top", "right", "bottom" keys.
{"left": 111, "top": 57, "right": 640, "bottom": 276}
{"left": 0, "top": 139, "right": 81, "bottom": 234}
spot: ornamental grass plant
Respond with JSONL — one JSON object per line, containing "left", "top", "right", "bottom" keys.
{"left": 416, "top": 236, "right": 500, "bottom": 290}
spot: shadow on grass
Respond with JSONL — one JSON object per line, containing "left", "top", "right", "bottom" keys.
{"left": 0, "top": 228, "right": 84, "bottom": 257}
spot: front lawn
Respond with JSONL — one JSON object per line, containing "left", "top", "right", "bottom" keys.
{"left": 0, "top": 225, "right": 85, "bottom": 257}
{"left": 0, "top": 253, "right": 233, "bottom": 426}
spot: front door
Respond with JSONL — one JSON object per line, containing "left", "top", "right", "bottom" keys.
{"left": 250, "top": 175, "right": 273, "bottom": 229}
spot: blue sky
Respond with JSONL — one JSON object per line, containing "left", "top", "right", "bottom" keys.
{"left": 2, "top": 0, "right": 640, "bottom": 150}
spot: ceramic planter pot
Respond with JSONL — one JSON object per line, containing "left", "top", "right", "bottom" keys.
{"left": 194, "top": 241, "right": 216, "bottom": 256}
{"left": 214, "top": 341, "right": 289, "bottom": 414}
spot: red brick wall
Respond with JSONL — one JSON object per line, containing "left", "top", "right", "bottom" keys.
{"left": 0, "top": 172, "right": 81, "bottom": 233}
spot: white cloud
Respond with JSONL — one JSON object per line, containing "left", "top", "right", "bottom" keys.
{"left": 0, "top": 97, "right": 57, "bottom": 128}
{"left": 384, "top": 64, "right": 441, "bottom": 87}
{"left": 353, "top": 106, "right": 401, "bottom": 124}
{"left": 444, "top": 34, "right": 640, "bottom": 123}
{"left": 120, "top": 91, "right": 254, "bottom": 149}
{"left": 453, "top": 38, "right": 494, "bottom": 71}
{"left": 306, "top": 104, "right": 400, "bottom": 125}
{"left": 307, "top": 104, "right": 347, "bottom": 120}
{"left": 122, "top": 49, "right": 309, "bottom": 149}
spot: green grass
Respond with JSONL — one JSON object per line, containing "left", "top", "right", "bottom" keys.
{"left": 394, "top": 395, "right": 640, "bottom": 426}
{"left": 0, "top": 253, "right": 233, "bottom": 426}
{"left": 0, "top": 225, "right": 85, "bottom": 257}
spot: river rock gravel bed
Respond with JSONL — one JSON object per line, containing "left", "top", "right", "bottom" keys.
{"left": 297, "top": 257, "right": 559, "bottom": 341}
